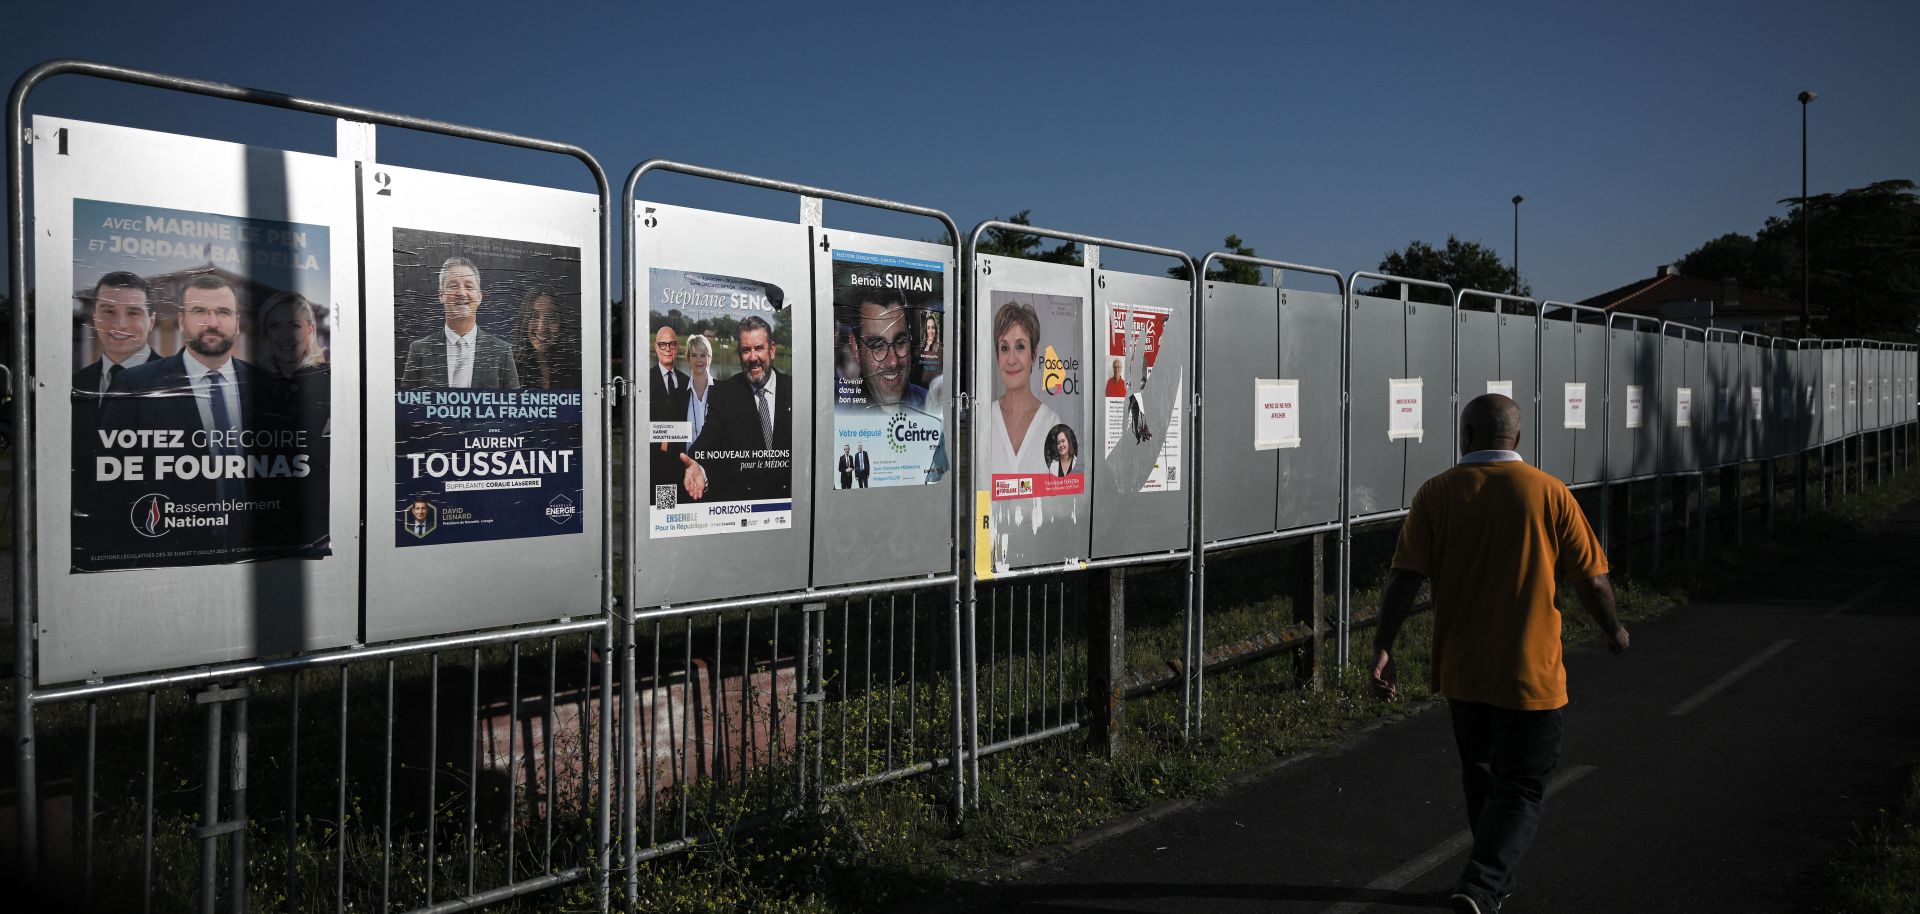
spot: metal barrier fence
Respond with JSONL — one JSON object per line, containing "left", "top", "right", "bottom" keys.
{"left": 6, "top": 57, "right": 1919, "bottom": 914}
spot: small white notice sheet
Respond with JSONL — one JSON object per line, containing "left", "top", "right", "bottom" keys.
{"left": 1751, "top": 386, "right": 1764, "bottom": 422}
{"left": 1389, "top": 378, "right": 1424, "bottom": 441}
{"left": 1676, "top": 387, "right": 1693, "bottom": 428}
{"left": 1625, "top": 385, "right": 1644, "bottom": 429}
{"left": 1563, "top": 382, "right": 1587, "bottom": 430}
{"left": 1254, "top": 378, "right": 1301, "bottom": 450}
{"left": 1487, "top": 379, "right": 1513, "bottom": 398}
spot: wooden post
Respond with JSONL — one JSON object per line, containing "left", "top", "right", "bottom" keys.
{"left": 1292, "top": 534, "right": 1325, "bottom": 691}
{"left": 1084, "top": 568, "right": 1126, "bottom": 757}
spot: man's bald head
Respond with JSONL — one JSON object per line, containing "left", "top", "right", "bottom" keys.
{"left": 1461, "top": 394, "right": 1524, "bottom": 454}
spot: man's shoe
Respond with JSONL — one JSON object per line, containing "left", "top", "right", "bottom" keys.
{"left": 1449, "top": 888, "right": 1500, "bottom": 914}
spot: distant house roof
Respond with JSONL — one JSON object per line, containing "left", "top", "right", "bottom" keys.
{"left": 1577, "top": 267, "right": 1820, "bottom": 319}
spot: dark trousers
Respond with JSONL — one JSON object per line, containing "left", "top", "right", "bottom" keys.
{"left": 1449, "top": 700, "right": 1563, "bottom": 898}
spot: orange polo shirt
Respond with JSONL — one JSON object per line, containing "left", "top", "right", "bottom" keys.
{"left": 1390, "top": 455, "right": 1608, "bottom": 711}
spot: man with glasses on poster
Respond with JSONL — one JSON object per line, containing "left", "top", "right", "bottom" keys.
{"left": 849, "top": 292, "right": 930, "bottom": 411}
{"left": 649, "top": 325, "right": 692, "bottom": 498}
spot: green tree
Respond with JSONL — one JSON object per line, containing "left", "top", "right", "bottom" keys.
{"left": 974, "top": 209, "right": 1082, "bottom": 265}
{"left": 1166, "top": 234, "right": 1263, "bottom": 284}
{"left": 1678, "top": 179, "right": 1919, "bottom": 338}
{"left": 1365, "top": 235, "right": 1527, "bottom": 303}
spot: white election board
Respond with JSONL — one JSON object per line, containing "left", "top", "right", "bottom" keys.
{"left": 634, "top": 204, "right": 813, "bottom": 606}
{"left": 1563, "top": 382, "right": 1587, "bottom": 430}
{"left": 1388, "top": 378, "right": 1424, "bottom": 441}
{"left": 31, "top": 117, "right": 360, "bottom": 683}
{"left": 1254, "top": 379, "right": 1301, "bottom": 450}
{"left": 362, "top": 165, "right": 603, "bottom": 643}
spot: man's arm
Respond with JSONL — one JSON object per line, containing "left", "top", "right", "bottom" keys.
{"left": 1571, "top": 574, "right": 1630, "bottom": 654}
{"left": 1369, "top": 568, "right": 1426, "bottom": 700}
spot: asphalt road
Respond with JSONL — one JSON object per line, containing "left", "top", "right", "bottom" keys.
{"left": 932, "top": 496, "right": 1920, "bottom": 913}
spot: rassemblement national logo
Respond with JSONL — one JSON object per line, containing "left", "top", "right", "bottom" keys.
{"left": 130, "top": 493, "right": 171, "bottom": 538}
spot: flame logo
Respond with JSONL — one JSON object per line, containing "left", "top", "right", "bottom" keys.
{"left": 129, "top": 493, "right": 171, "bottom": 539}
{"left": 1042, "top": 345, "right": 1064, "bottom": 395}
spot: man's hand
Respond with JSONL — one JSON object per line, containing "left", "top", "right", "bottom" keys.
{"left": 679, "top": 452, "right": 707, "bottom": 500}
{"left": 1603, "top": 624, "right": 1630, "bottom": 655}
{"left": 1370, "top": 648, "right": 1398, "bottom": 702}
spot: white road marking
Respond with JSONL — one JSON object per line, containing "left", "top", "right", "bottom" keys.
{"left": 1667, "top": 639, "right": 1795, "bottom": 717}
{"left": 1823, "top": 581, "right": 1888, "bottom": 619}
{"left": 1317, "top": 764, "right": 1597, "bottom": 914}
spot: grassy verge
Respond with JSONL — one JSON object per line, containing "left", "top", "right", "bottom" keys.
{"left": 1817, "top": 765, "right": 1920, "bottom": 913}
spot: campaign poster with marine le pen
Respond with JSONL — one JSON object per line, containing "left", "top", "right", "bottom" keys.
{"left": 830, "top": 249, "right": 947, "bottom": 489}
{"left": 69, "top": 198, "right": 333, "bottom": 572}
{"left": 391, "top": 228, "right": 585, "bottom": 547}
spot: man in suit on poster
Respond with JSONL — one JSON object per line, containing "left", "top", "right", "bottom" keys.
{"left": 854, "top": 443, "right": 871, "bottom": 488}
{"left": 678, "top": 316, "right": 791, "bottom": 503}
{"left": 75, "top": 271, "right": 161, "bottom": 405}
{"left": 837, "top": 444, "right": 855, "bottom": 490}
{"left": 649, "top": 325, "right": 692, "bottom": 496}
{"left": 402, "top": 256, "right": 520, "bottom": 389}
{"left": 103, "top": 273, "right": 280, "bottom": 548}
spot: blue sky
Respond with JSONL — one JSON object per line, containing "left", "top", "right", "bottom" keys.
{"left": 6, "top": 0, "right": 1916, "bottom": 301}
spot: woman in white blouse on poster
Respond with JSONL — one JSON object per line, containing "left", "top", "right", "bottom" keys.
{"left": 989, "top": 300, "right": 1060, "bottom": 477}
{"left": 685, "top": 333, "right": 715, "bottom": 442}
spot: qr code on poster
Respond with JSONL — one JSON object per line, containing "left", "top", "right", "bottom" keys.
{"left": 653, "top": 485, "right": 677, "bottom": 510}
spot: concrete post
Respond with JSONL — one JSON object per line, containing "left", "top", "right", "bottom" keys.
{"left": 1292, "top": 534, "right": 1325, "bottom": 691}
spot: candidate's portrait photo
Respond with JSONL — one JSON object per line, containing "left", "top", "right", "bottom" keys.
{"left": 401, "top": 255, "right": 520, "bottom": 389}
{"left": 677, "top": 315, "right": 792, "bottom": 503}
{"left": 402, "top": 497, "right": 439, "bottom": 539}
{"left": 392, "top": 230, "right": 582, "bottom": 392}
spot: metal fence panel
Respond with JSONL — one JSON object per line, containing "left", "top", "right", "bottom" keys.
{"left": 1823, "top": 344, "right": 1843, "bottom": 444}
{"left": 1537, "top": 316, "right": 1576, "bottom": 481}
{"left": 1199, "top": 281, "right": 1279, "bottom": 542}
{"left": 1455, "top": 309, "right": 1500, "bottom": 407}
{"left": 1404, "top": 297, "right": 1454, "bottom": 503}
{"left": 362, "top": 165, "right": 605, "bottom": 644}
{"left": 972, "top": 253, "right": 1095, "bottom": 570}
{"left": 29, "top": 116, "right": 361, "bottom": 684}
{"left": 1608, "top": 323, "right": 1657, "bottom": 479}
{"left": 1845, "top": 345, "right": 1861, "bottom": 438}
{"left": 1572, "top": 318, "right": 1607, "bottom": 484}
{"left": 809, "top": 229, "right": 958, "bottom": 587}
{"left": 1769, "top": 341, "right": 1795, "bottom": 458}
{"left": 1706, "top": 336, "right": 1736, "bottom": 466}
{"left": 1661, "top": 333, "right": 1696, "bottom": 474}
{"left": 1348, "top": 293, "right": 1406, "bottom": 516}
{"left": 1275, "top": 287, "right": 1344, "bottom": 532}
{"left": 1739, "top": 337, "right": 1764, "bottom": 461}
{"left": 1092, "top": 268, "right": 1193, "bottom": 559}
{"left": 632, "top": 202, "right": 815, "bottom": 607}
{"left": 1499, "top": 308, "right": 1540, "bottom": 462}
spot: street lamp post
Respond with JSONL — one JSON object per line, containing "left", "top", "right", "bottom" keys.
{"left": 1511, "top": 195, "right": 1524, "bottom": 295}
{"left": 1795, "top": 90, "right": 1817, "bottom": 523}
{"left": 1799, "top": 90, "right": 1817, "bottom": 335}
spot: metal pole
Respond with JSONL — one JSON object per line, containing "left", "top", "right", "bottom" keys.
{"left": 1798, "top": 90, "right": 1816, "bottom": 334}
{"left": 1511, "top": 195, "right": 1523, "bottom": 296}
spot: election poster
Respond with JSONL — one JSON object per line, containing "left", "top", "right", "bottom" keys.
{"left": 1100, "top": 302, "right": 1182, "bottom": 492}
{"left": 391, "top": 228, "right": 584, "bottom": 546}
{"left": 70, "top": 198, "right": 332, "bottom": 572}
{"left": 829, "top": 250, "right": 947, "bottom": 489}
{"left": 647, "top": 268, "right": 795, "bottom": 538}
{"left": 986, "top": 290, "right": 1084, "bottom": 501}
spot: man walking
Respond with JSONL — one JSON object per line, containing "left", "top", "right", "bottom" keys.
{"left": 1370, "top": 394, "right": 1629, "bottom": 914}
